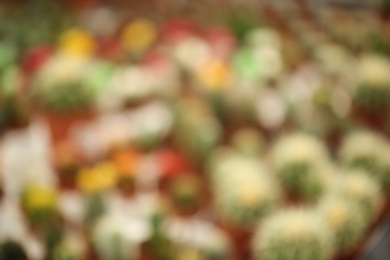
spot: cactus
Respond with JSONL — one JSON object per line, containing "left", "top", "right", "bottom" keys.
{"left": 33, "top": 54, "right": 94, "bottom": 112}
{"left": 93, "top": 214, "right": 138, "bottom": 260}
{"left": 252, "top": 209, "right": 334, "bottom": 260}
{"left": 317, "top": 195, "right": 367, "bottom": 251}
{"left": 375, "top": 146, "right": 390, "bottom": 192}
{"left": 21, "top": 183, "right": 59, "bottom": 227}
{"left": 212, "top": 155, "right": 280, "bottom": 228}
{"left": 339, "top": 130, "right": 383, "bottom": 172}
{"left": 169, "top": 174, "right": 201, "bottom": 213}
{"left": 354, "top": 54, "right": 390, "bottom": 110}
{"left": 175, "top": 99, "right": 222, "bottom": 162}
{"left": 198, "top": 229, "right": 231, "bottom": 260}
{"left": 339, "top": 130, "right": 390, "bottom": 192}
{"left": 326, "top": 170, "right": 383, "bottom": 222}
{"left": 271, "top": 133, "right": 329, "bottom": 200}
{"left": 231, "top": 128, "right": 264, "bottom": 156}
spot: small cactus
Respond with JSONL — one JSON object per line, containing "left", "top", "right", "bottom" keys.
{"left": 354, "top": 54, "right": 390, "bottom": 110}
{"left": 339, "top": 130, "right": 390, "bottom": 192}
{"left": 168, "top": 174, "right": 202, "bottom": 214}
{"left": 252, "top": 209, "right": 334, "bottom": 260}
{"left": 375, "top": 146, "right": 390, "bottom": 192}
{"left": 326, "top": 170, "right": 383, "bottom": 222}
{"left": 339, "top": 130, "right": 383, "bottom": 172}
{"left": 33, "top": 54, "right": 94, "bottom": 112}
{"left": 212, "top": 155, "right": 280, "bottom": 228}
{"left": 93, "top": 214, "right": 138, "bottom": 260}
{"left": 271, "top": 133, "right": 329, "bottom": 200}
{"left": 231, "top": 128, "right": 264, "bottom": 156}
{"left": 317, "top": 195, "right": 367, "bottom": 251}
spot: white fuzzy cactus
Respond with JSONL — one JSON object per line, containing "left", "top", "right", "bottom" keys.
{"left": 326, "top": 170, "right": 383, "bottom": 222}
{"left": 318, "top": 195, "right": 367, "bottom": 251}
{"left": 339, "top": 130, "right": 384, "bottom": 172}
{"left": 355, "top": 54, "right": 390, "bottom": 109}
{"left": 252, "top": 209, "right": 334, "bottom": 260}
{"left": 212, "top": 155, "right": 280, "bottom": 228}
{"left": 271, "top": 133, "right": 329, "bottom": 200}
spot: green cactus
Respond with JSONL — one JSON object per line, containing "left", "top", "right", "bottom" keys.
{"left": 317, "top": 195, "right": 368, "bottom": 251}
{"left": 33, "top": 55, "right": 94, "bottom": 113}
{"left": 327, "top": 170, "right": 383, "bottom": 222}
{"left": 212, "top": 156, "right": 280, "bottom": 228}
{"left": 339, "top": 130, "right": 383, "bottom": 173}
{"left": 231, "top": 128, "right": 264, "bottom": 156}
{"left": 354, "top": 54, "right": 390, "bottom": 110}
{"left": 175, "top": 99, "right": 222, "bottom": 162}
{"left": 252, "top": 209, "right": 334, "bottom": 260}
{"left": 375, "top": 146, "right": 390, "bottom": 192}
{"left": 271, "top": 133, "right": 329, "bottom": 200}
{"left": 169, "top": 174, "right": 201, "bottom": 213}
{"left": 199, "top": 230, "right": 231, "bottom": 260}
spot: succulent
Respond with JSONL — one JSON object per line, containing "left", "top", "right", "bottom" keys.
{"left": 354, "top": 54, "right": 390, "bottom": 110}
{"left": 252, "top": 209, "right": 334, "bottom": 260}
{"left": 326, "top": 170, "right": 383, "bottom": 222}
{"left": 212, "top": 155, "right": 280, "bottom": 228}
{"left": 175, "top": 99, "right": 222, "bottom": 162}
{"left": 231, "top": 128, "right": 264, "bottom": 156}
{"left": 339, "top": 130, "right": 383, "bottom": 172}
{"left": 317, "top": 195, "right": 367, "bottom": 251}
{"left": 271, "top": 133, "right": 329, "bottom": 200}
{"left": 33, "top": 54, "right": 94, "bottom": 112}
{"left": 168, "top": 174, "right": 201, "bottom": 213}
{"left": 93, "top": 214, "right": 138, "bottom": 260}
{"left": 21, "top": 183, "right": 59, "bottom": 227}
{"left": 375, "top": 146, "right": 390, "bottom": 192}
{"left": 197, "top": 228, "right": 231, "bottom": 260}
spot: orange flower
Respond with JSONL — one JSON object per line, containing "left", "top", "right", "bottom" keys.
{"left": 113, "top": 150, "right": 141, "bottom": 177}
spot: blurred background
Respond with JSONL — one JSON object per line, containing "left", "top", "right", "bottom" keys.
{"left": 1, "top": 0, "right": 390, "bottom": 259}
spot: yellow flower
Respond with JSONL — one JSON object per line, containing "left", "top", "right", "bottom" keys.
{"left": 198, "top": 59, "right": 231, "bottom": 91}
{"left": 77, "top": 162, "right": 118, "bottom": 193}
{"left": 121, "top": 19, "right": 156, "bottom": 53}
{"left": 59, "top": 28, "right": 96, "bottom": 57}
{"left": 24, "top": 184, "right": 58, "bottom": 211}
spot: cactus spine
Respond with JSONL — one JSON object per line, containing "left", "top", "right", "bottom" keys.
{"left": 252, "top": 209, "right": 334, "bottom": 260}
{"left": 271, "top": 133, "right": 329, "bottom": 200}
{"left": 317, "top": 195, "right": 367, "bottom": 251}
{"left": 212, "top": 155, "right": 280, "bottom": 228}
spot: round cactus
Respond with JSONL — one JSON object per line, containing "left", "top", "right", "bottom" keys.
{"left": 33, "top": 54, "right": 94, "bottom": 112}
{"left": 317, "top": 195, "right": 367, "bottom": 251}
{"left": 339, "top": 130, "right": 383, "bottom": 173}
{"left": 375, "top": 146, "right": 390, "bottom": 192}
{"left": 326, "top": 170, "right": 383, "bottom": 222}
{"left": 252, "top": 209, "right": 334, "bottom": 260}
{"left": 354, "top": 54, "right": 390, "bottom": 110}
{"left": 93, "top": 214, "right": 143, "bottom": 260}
{"left": 168, "top": 174, "right": 202, "bottom": 214}
{"left": 212, "top": 156, "right": 280, "bottom": 228}
{"left": 231, "top": 128, "right": 264, "bottom": 156}
{"left": 271, "top": 133, "right": 329, "bottom": 200}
